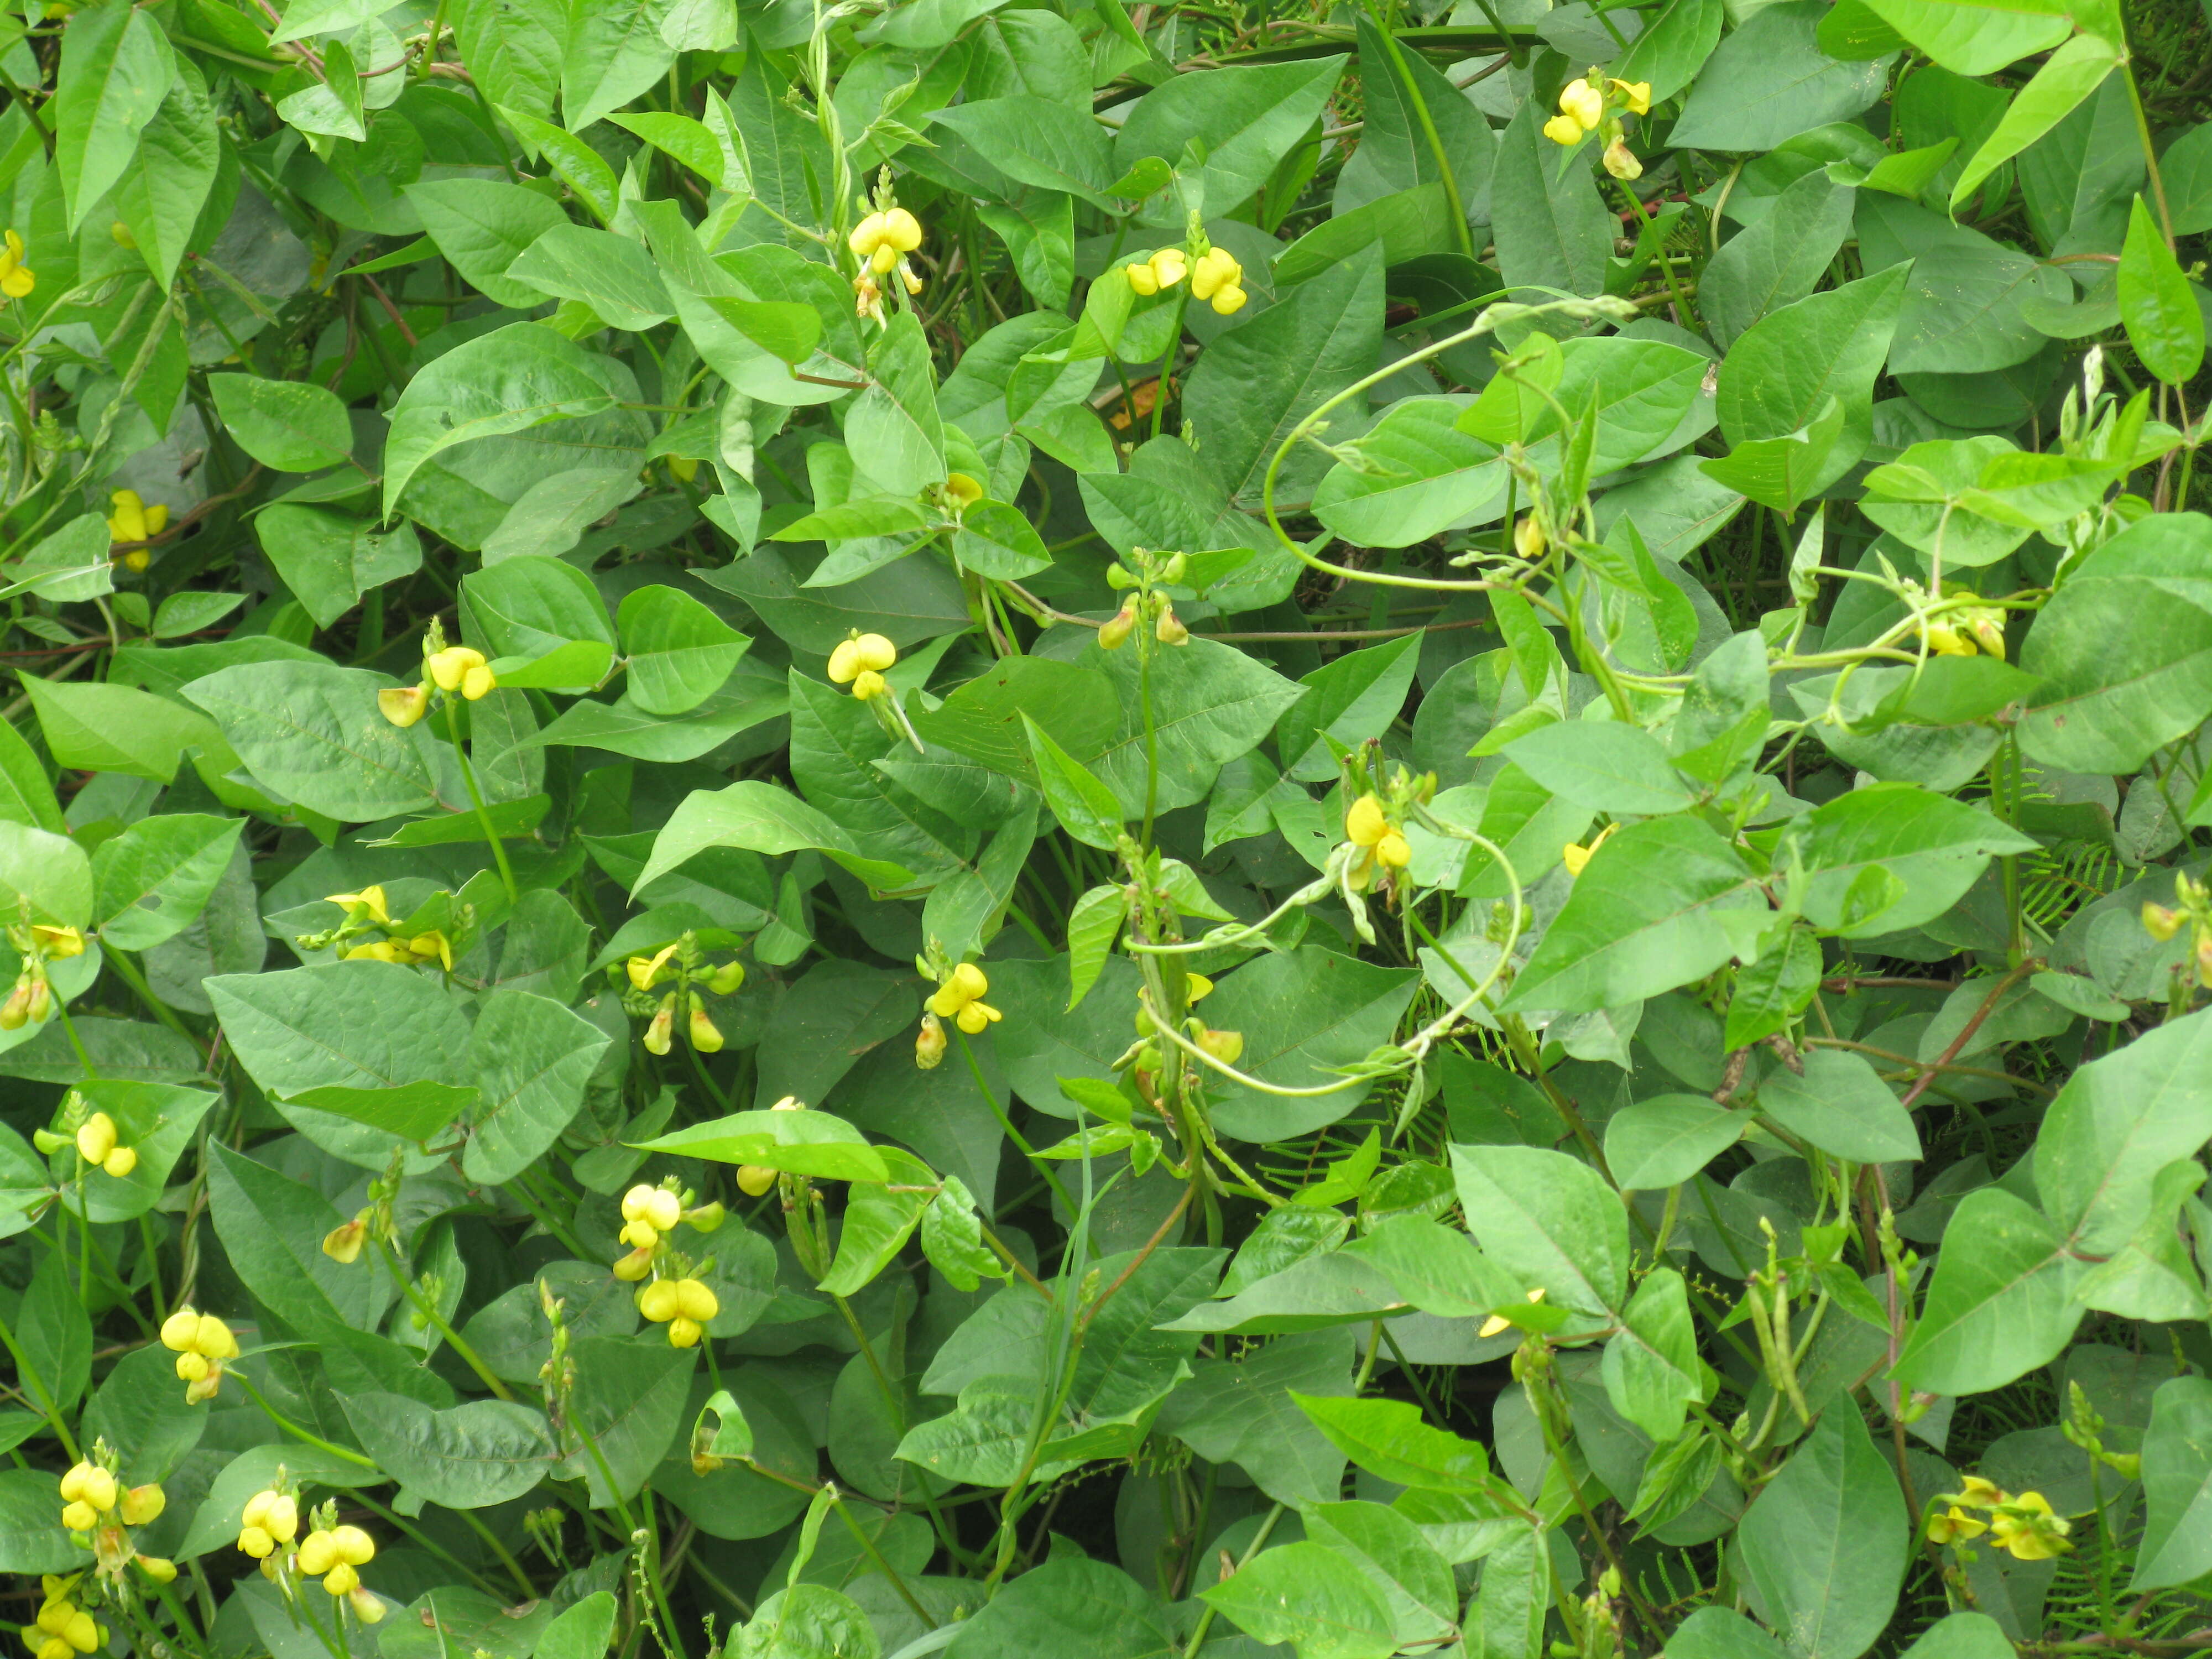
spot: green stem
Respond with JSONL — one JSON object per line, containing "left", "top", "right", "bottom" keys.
{"left": 954, "top": 1029, "right": 1076, "bottom": 1213}
{"left": 1378, "top": 28, "right": 1473, "bottom": 256}
{"left": 442, "top": 698, "right": 520, "bottom": 904}
{"left": 2120, "top": 56, "right": 2178, "bottom": 248}
{"left": 231, "top": 1372, "right": 380, "bottom": 1468}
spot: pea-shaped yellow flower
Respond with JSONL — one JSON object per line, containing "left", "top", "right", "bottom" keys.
{"left": 1190, "top": 247, "right": 1246, "bottom": 315}
{"left": 828, "top": 632, "right": 897, "bottom": 690}
{"left": 1124, "top": 247, "right": 1189, "bottom": 295}
{"left": 107, "top": 489, "right": 168, "bottom": 570}
{"left": 0, "top": 228, "right": 34, "bottom": 299}
{"left": 927, "top": 961, "right": 1001, "bottom": 1035}
{"left": 1559, "top": 77, "right": 1604, "bottom": 129}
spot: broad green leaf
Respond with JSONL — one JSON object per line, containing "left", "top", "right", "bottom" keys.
{"left": 1312, "top": 398, "right": 1505, "bottom": 548}
{"left": 1891, "top": 1187, "right": 2083, "bottom": 1394}
{"left": 1790, "top": 784, "right": 2036, "bottom": 938}
{"left": 207, "top": 1142, "right": 398, "bottom": 1333}
{"left": 1200, "top": 1541, "right": 1397, "bottom": 1659}
{"left": 1604, "top": 1095, "right": 1751, "bottom": 1191}
{"left": 1200, "top": 947, "right": 1420, "bottom": 1141}
{"left": 1158, "top": 1328, "right": 1355, "bottom": 1506}
{"left": 559, "top": 1337, "right": 695, "bottom": 1504}
{"left": 0, "top": 822, "right": 92, "bottom": 928}
{"left": 509, "top": 222, "right": 675, "bottom": 330}
{"left": 1702, "top": 170, "right": 1855, "bottom": 348}
{"left": 207, "top": 961, "right": 472, "bottom": 1098}
{"left": 0, "top": 718, "right": 63, "bottom": 833}
{"left": 1503, "top": 721, "right": 1694, "bottom": 816}
{"left": 1293, "top": 1392, "right": 1493, "bottom": 1493}
{"left": 1950, "top": 34, "right": 2124, "bottom": 209}
{"left": 1616, "top": 0, "right": 1726, "bottom": 102}
{"left": 54, "top": 0, "right": 176, "bottom": 231}
{"left": 108, "top": 59, "right": 218, "bottom": 291}
{"left": 497, "top": 104, "right": 622, "bottom": 222}
{"left": 1489, "top": 102, "right": 1612, "bottom": 300}
{"left": 928, "top": 96, "right": 1117, "bottom": 206}
{"left": 2033, "top": 1005, "right": 2212, "bottom": 1256}
{"left": 1503, "top": 817, "right": 1765, "bottom": 1015}
{"left": 1115, "top": 57, "right": 1345, "bottom": 213}
{"left": 937, "top": 1556, "right": 1173, "bottom": 1658}
{"left": 561, "top": 0, "right": 675, "bottom": 133}
{"left": 1736, "top": 1404, "right": 1907, "bottom": 1659}
{"left": 2119, "top": 194, "right": 2206, "bottom": 386}
{"left": 337, "top": 1391, "right": 557, "bottom": 1507}
{"left": 183, "top": 660, "right": 438, "bottom": 822}
{"left": 23, "top": 674, "right": 231, "bottom": 785}
{"left": 632, "top": 1108, "right": 892, "bottom": 1183}
{"left": 2134, "top": 1375, "right": 2212, "bottom": 1590}
{"left": 66, "top": 1079, "right": 218, "bottom": 1224}
{"left": 1022, "top": 713, "right": 1124, "bottom": 851}
{"left": 1276, "top": 632, "right": 1425, "bottom": 782}
{"left": 91, "top": 812, "right": 243, "bottom": 951}
{"left": 1601, "top": 1266, "right": 1705, "bottom": 1442}
{"left": 257, "top": 507, "right": 422, "bottom": 629}
{"left": 1451, "top": 1144, "right": 1629, "bottom": 1316}
{"left": 463, "top": 990, "right": 608, "bottom": 1184}
{"left": 617, "top": 584, "right": 750, "bottom": 716}
{"left": 818, "top": 1146, "right": 936, "bottom": 1295}
{"left": 1717, "top": 264, "right": 1908, "bottom": 495}
{"left": 1859, "top": 0, "right": 2069, "bottom": 74}
{"left": 1757, "top": 1049, "right": 1922, "bottom": 1162}
{"left": 1670, "top": 3, "right": 1892, "bottom": 153}
{"left": 1343, "top": 1213, "right": 1524, "bottom": 1317}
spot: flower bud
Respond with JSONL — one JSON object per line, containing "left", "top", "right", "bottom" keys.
{"left": 75, "top": 1112, "right": 117, "bottom": 1165}
{"left": 685, "top": 1201, "right": 726, "bottom": 1232}
{"left": 1104, "top": 562, "right": 1136, "bottom": 590}
{"left": 1603, "top": 138, "right": 1642, "bottom": 180}
{"left": 1160, "top": 551, "right": 1187, "bottom": 583}
{"left": 0, "top": 978, "right": 30, "bottom": 1030}
{"left": 136, "top": 1554, "right": 177, "bottom": 1583}
{"left": 915, "top": 1011, "right": 947, "bottom": 1070}
{"left": 378, "top": 685, "right": 429, "bottom": 728}
{"left": 2144, "top": 902, "right": 2184, "bottom": 941}
{"left": 1098, "top": 602, "right": 1138, "bottom": 649}
{"left": 944, "top": 472, "right": 983, "bottom": 510}
{"left": 119, "top": 1484, "right": 164, "bottom": 1526}
{"left": 707, "top": 961, "right": 745, "bottom": 995}
{"left": 349, "top": 1587, "right": 387, "bottom": 1624}
{"left": 322, "top": 1218, "right": 367, "bottom": 1264}
{"left": 1198, "top": 1028, "right": 1245, "bottom": 1066}
{"left": 644, "top": 998, "right": 674, "bottom": 1055}
{"left": 667, "top": 1316, "right": 703, "bottom": 1348}
{"left": 738, "top": 1164, "right": 779, "bottom": 1197}
{"left": 688, "top": 1002, "right": 723, "bottom": 1053}
{"left": 614, "top": 1245, "right": 656, "bottom": 1281}
{"left": 26, "top": 979, "right": 50, "bottom": 1024}
{"left": 1155, "top": 604, "right": 1188, "bottom": 645}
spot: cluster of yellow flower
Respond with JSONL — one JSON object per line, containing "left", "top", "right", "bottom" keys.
{"left": 324, "top": 887, "right": 454, "bottom": 972}
{"left": 1926, "top": 1477, "right": 2071, "bottom": 1560}
{"left": 828, "top": 632, "right": 897, "bottom": 701}
{"left": 58, "top": 1460, "right": 161, "bottom": 1536}
{"left": 1542, "top": 74, "right": 1651, "bottom": 180}
{"left": 3, "top": 923, "right": 84, "bottom": 1031}
{"left": 236, "top": 1487, "right": 384, "bottom": 1622}
{"left": 69, "top": 1112, "right": 135, "bottom": 1179}
{"left": 1345, "top": 793, "right": 1411, "bottom": 880}
{"left": 928, "top": 961, "right": 1001, "bottom": 1036}
{"left": 379, "top": 629, "right": 498, "bottom": 729}
{"left": 637, "top": 1276, "right": 720, "bottom": 1347}
{"left": 105, "top": 491, "right": 167, "bottom": 572}
{"left": 19, "top": 1577, "right": 100, "bottom": 1659}
{"left": 158, "top": 1306, "right": 241, "bottom": 1404}
{"left": 611, "top": 1181, "right": 728, "bottom": 1347}
{"left": 850, "top": 207, "right": 924, "bottom": 324}
{"left": 1123, "top": 244, "right": 1248, "bottom": 315}
{"left": 1, "top": 228, "right": 34, "bottom": 299}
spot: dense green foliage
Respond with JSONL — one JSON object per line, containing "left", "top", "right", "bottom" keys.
{"left": 4, "top": 0, "right": 2212, "bottom": 1654}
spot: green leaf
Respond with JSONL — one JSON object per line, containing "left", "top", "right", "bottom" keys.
{"left": 1451, "top": 1144, "right": 1628, "bottom": 1317}
{"left": 1717, "top": 264, "right": 1908, "bottom": 495}
{"left": 1757, "top": 1049, "right": 1922, "bottom": 1162}
{"left": 1201, "top": 1541, "right": 1398, "bottom": 1659}
{"left": 509, "top": 222, "right": 675, "bottom": 331}
{"left": 284, "top": 1081, "right": 481, "bottom": 1144}
{"left": 207, "top": 961, "right": 472, "bottom": 1099}
{"left": 1616, "top": 0, "right": 1726, "bottom": 103}
{"left": 1022, "top": 713, "right": 1124, "bottom": 851}
{"left": 275, "top": 35, "right": 365, "bottom": 141}
{"left": 1159, "top": 1329, "right": 1355, "bottom": 1506}
{"left": 1891, "top": 1187, "right": 2083, "bottom": 1394}
{"left": 952, "top": 500, "right": 1053, "bottom": 581}
{"left": 2133, "top": 1375, "right": 2212, "bottom": 1590}
{"left": 108, "top": 59, "right": 218, "bottom": 291}
{"left": 20, "top": 1249, "right": 91, "bottom": 1411}
{"left": 560, "top": 1337, "right": 695, "bottom": 1505}
{"left": 818, "top": 1146, "right": 936, "bottom": 1296}
{"left": 182, "top": 660, "right": 438, "bottom": 822}
{"left": 1292, "top": 1392, "right": 1494, "bottom": 1493}
{"left": 1276, "top": 633, "right": 1426, "bottom": 783}
{"left": 382, "top": 321, "right": 622, "bottom": 517}
{"left": 0, "top": 1470, "right": 95, "bottom": 1572}
{"left": 608, "top": 110, "right": 737, "bottom": 190}
{"left": 2119, "top": 194, "right": 2206, "bottom": 386}
{"left": 617, "top": 584, "right": 750, "bottom": 717}
{"left": 257, "top": 507, "right": 422, "bottom": 630}
{"left": 463, "top": 989, "right": 609, "bottom": 1184}
{"left": 67, "top": 1079, "right": 218, "bottom": 1224}
{"left": 1115, "top": 56, "right": 1345, "bottom": 213}
{"left": 91, "top": 812, "right": 243, "bottom": 951}
{"left": 0, "top": 718, "right": 62, "bottom": 834}
{"left": 936, "top": 1557, "right": 1173, "bottom": 1659}
{"left": 929, "top": 96, "right": 1117, "bottom": 207}
{"left": 1601, "top": 1266, "right": 1705, "bottom": 1442}
{"left": 1604, "top": 1095, "right": 1752, "bottom": 1191}
{"left": 2034, "top": 1005, "right": 2212, "bottom": 1256}
{"left": 1504, "top": 817, "right": 1765, "bottom": 1015}
{"left": 1859, "top": 0, "right": 2069, "bottom": 74}
{"left": 1311, "top": 397, "right": 1505, "bottom": 549}
{"left": 208, "top": 1142, "right": 398, "bottom": 1334}
{"left": 338, "top": 1391, "right": 557, "bottom": 1507}
{"left": 1790, "top": 783, "right": 2036, "bottom": 938}
{"left": 1670, "top": 3, "right": 1893, "bottom": 153}
{"left": 1199, "top": 947, "right": 1420, "bottom": 1141}
{"left": 54, "top": 0, "right": 176, "bottom": 232}
{"left": 1489, "top": 102, "right": 1613, "bottom": 301}
{"left": 1950, "top": 34, "right": 2124, "bottom": 209}
{"left": 2019, "top": 512, "right": 2212, "bottom": 773}
{"left": 1503, "top": 721, "right": 1694, "bottom": 816}
{"left": 1702, "top": 170, "right": 1856, "bottom": 348}
{"left": 632, "top": 1109, "right": 892, "bottom": 1183}
{"left": 23, "top": 673, "right": 230, "bottom": 785}
{"left": 1736, "top": 1403, "right": 1908, "bottom": 1659}
{"left": 0, "top": 822, "right": 92, "bottom": 928}
{"left": 535, "top": 1593, "right": 619, "bottom": 1659}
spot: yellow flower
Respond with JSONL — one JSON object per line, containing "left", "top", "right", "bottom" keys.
{"left": 378, "top": 685, "right": 429, "bottom": 727}
{"left": 1190, "top": 247, "right": 1246, "bottom": 314}
{"left": 426, "top": 646, "right": 485, "bottom": 692}
{"left": 675, "top": 1280, "right": 719, "bottom": 1322}
{"left": 327, "top": 887, "right": 392, "bottom": 926}
{"left": 1124, "top": 247, "right": 1189, "bottom": 295}
{"left": 236, "top": 1525, "right": 274, "bottom": 1558}
{"left": 1543, "top": 113, "right": 1587, "bottom": 145}
{"left": 628, "top": 943, "right": 680, "bottom": 991}
{"left": 1479, "top": 1286, "right": 1548, "bottom": 1338}
{"left": 295, "top": 1530, "right": 340, "bottom": 1576}
{"left": 1926, "top": 1505, "right": 1986, "bottom": 1545}
{"left": 1197, "top": 1027, "right": 1243, "bottom": 1065}
{"left": 707, "top": 961, "right": 745, "bottom": 995}
{"left": 461, "top": 662, "right": 496, "bottom": 700}
{"left": 2142, "top": 901, "right": 2184, "bottom": 941}
{"left": 0, "top": 228, "right": 34, "bottom": 299}
{"left": 106, "top": 489, "right": 168, "bottom": 547}
{"left": 119, "top": 1484, "right": 164, "bottom": 1526}
{"left": 1345, "top": 794, "right": 1389, "bottom": 848}
{"left": 828, "top": 632, "right": 897, "bottom": 687}
{"left": 738, "top": 1164, "right": 779, "bottom": 1197}
{"left": 74, "top": 1112, "right": 118, "bottom": 1166}
{"left": 1603, "top": 139, "right": 1642, "bottom": 180}
{"left": 135, "top": 1555, "right": 177, "bottom": 1584}
{"left": 849, "top": 207, "right": 923, "bottom": 262}
{"left": 1186, "top": 972, "right": 1213, "bottom": 1003}
{"left": 954, "top": 999, "right": 1001, "bottom": 1035}
{"left": 1375, "top": 830, "right": 1411, "bottom": 869}
{"left": 407, "top": 931, "right": 453, "bottom": 971}
{"left": 59, "top": 1463, "right": 117, "bottom": 1514}
{"left": 614, "top": 1244, "right": 655, "bottom": 1280}
{"left": 322, "top": 1217, "right": 367, "bottom": 1263}
{"left": 345, "top": 940, "right": 408, "bottom": 964}
{"left": 60, "top": 1501, "right": 100, "bottom": 1531}
{"left": 101, "top": 1145, "right": 135, "bottom": 1178}
{"left": 623, "top": 1185, "right": 684, "bottom": 1234}
{"left": 1610, "top": 78, "right": 1652, "bottom": 115}
{"left": 852, "top": 669, "right": 886, "bottom": 701}
{"left": 928, "top": 962, "right": 990, "bottom": 1020}
{"left": 915, "top": 1011, "right": 947, "bottom": 1070}
{"left": 1562, "top": 822, "right": 1620, "bottom": 877}
{"left": 644, "top": 995, "right": 675, "bottom": 1055}
{"left": 944, "top": 472, "right": 984, "bottom": 511}
{"left": 688, "top": 1001, "right": 723, "bottom": 1052}
{"left": 1559, "top": 77, "right": 1604, "bottom": 128}
{"left": 33, "top": 925, "right": 83, "bottom": 960}
{"left": 242, "top": 1489, "right": 297, "bottom": 1542}
{"left": 1514, "top": 517, "right": 1546, "bottom": 558}
{"left": 1988, "top": 1491, "right": 2070, "bottom": 1561}
{"left": 639, "top": 1279, "right": 681, "bottom": 1322}
{"left": 321, "top": 1562, "right": 360, "bottom": 1597}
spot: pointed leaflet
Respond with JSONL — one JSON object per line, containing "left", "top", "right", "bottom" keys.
{"left": 1489, "top": 102, "right": 1612, "bottom": 300}
{"left": 54, "top": 0, "right": 177, "bottom": 232}
{"left": 1736, "top": 1403, "right": 1908, "bottom": 1659}
{"left": 1022, "top": 713, "right": 1123, "bottom": 851}
{"left": 2119, "top": 195, "right": 2206, "bottom": 387}
{"left": 1859, "top": 0, "right": 2068, "bottom": 75}
{"left": 1717, "top": 264, "right": 1908, "bottom": 496}
{"left": 2033, "top": 1005, "right": 2212, "bottom": 1257}
{"left": 1199, "top": 1542, "right": 1397, "bottom": 1659}
{"left": 1949, "top": 34, "right": 2124, "bottom": 210}
{"left": 1891, "top": 1187, "right": 2083, "bottom": 1394}
{"left": 108, "top": 59, "right": 218, "bottom": 291}
{"left": 1451, "top": 1145, "right": 1629, "bottom": 1317}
